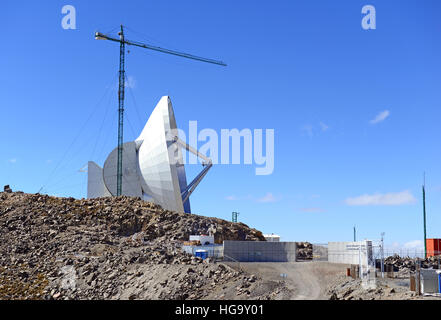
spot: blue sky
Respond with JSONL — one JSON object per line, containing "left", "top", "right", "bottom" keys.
{"left": 1, "top": 1, "right": 440, "bottom": 248}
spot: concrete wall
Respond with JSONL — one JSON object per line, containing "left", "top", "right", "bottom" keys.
{"left": 223, "top": 241, "right": 297, "bottom": 262}
{"left": 328, "top": 241, "right": 373, "bottom": 265}
{"left": 312, "top": 244, "right": 328, "bottom": 261}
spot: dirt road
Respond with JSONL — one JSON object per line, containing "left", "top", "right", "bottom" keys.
{"left": 239, "top": 261, "right": 348, "bottom": 300}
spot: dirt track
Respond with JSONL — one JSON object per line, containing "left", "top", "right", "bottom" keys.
{"left": 238, "top": 261, "right": 348, "bottom": 300}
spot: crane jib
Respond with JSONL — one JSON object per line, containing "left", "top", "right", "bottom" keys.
{"left": 94, "top": 32, "right": 227, "bottom": 66}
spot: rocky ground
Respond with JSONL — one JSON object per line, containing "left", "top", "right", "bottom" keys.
{"left": 0, "top": 192, "right": 287, "bottom": 300}
{"left": 296, "top": 242, "right": 312, "bottom": 260}
{"left": 383, "top": 254, "right": 441, "bottom": 271}
{"left": 326, "top": 274, "right": 420, "bottom": 300}
{"left": 326, "top": 254, "right": 441, "bottom": 300}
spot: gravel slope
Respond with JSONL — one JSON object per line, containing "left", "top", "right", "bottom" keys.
{"left": 0, "top": 192, "right": 272, "bottom": 300}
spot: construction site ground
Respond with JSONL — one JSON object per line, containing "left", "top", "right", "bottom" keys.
{"left": 231, "top": 261, "right": 441, "bottom": 300}
{"left": 229, "top": 261, "right": 346, "bottom": 300}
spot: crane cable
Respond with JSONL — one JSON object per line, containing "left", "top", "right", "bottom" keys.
{"left": 38, "top": 73, "right": 118, "bottom": 194}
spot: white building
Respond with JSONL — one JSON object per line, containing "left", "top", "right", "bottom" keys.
{"left": 328, "top": 240, "right": 373, "bottom": 265}
{"left": 264, "top": 234, "right": 280, "bottom": 242}
{"left": 87, "top": 96, "right": 212, "bottom": 213}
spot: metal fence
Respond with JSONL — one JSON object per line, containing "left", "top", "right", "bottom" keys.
{"left": 181, "top": 244, "right": 224, "bottom": 259}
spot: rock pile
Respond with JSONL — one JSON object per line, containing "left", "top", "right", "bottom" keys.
{"left": 0, "top": 192, "right": 272, "bottom": 300}
{"left": 383, "top": 254, "right": 441, "bottom": 272}
{"left": 296, "top": 242, "right": 313, "bottom": 260}
{"left": 326, "top": 276, "right": 418, "bottom": 300}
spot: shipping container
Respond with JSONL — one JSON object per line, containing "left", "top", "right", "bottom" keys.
{"left": 426, "top": 239, "right": 441, "bottom": 258}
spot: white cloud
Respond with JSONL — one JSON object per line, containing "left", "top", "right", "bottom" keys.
{"left": 301, "top": 124, "right": 313, "bottom": 138}
{"left": 299, "top": 207, "right": 326, "bottom": 213}
{"left": 8, "top": 158, "right": 17, "bottom": 164}
{"left": 301, "top": 122, "right": 330, "bottom": 137}
{"left": 344, "top": 190, "right": 416, "bottom": 206}
{"left": 257, "top": 192, "right": 278, "bottom": 203}
{"left": 319, "top": 122, "right": 329, "bottom": 131}
{"left": 226, "top": 193, "right": 279, "bottom": 203}
{"left": 115, "top": 76, "right": 135, "bottom": 90}
{"left": 390, "top": 242, "right": 401, "bottom": 249}
{"left": 125, "top": 75, "right": 136, "bottom": 89}
{"left": 403, "top": 240, "right": 424, "bottom": 249}
{"left": 370, "top": 110, "right": 390, "bottom": 124}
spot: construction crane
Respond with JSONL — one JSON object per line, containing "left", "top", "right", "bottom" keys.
{"left": 95, "top": 25, "right": 226, "bottom": 196}
{"left": 232, "top": 211, "right": 239, "bottom": 223}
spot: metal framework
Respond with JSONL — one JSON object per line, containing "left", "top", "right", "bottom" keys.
{"left": 232, "top": 211, "right": 239, "bottom": 223}
{"left": 117, "top": 26, "right": 125, "bottom": 196}
{"left": 95, "top": 25, "right": 226, "bottom": 197}
{"left": 173, "top": 136, "right": 213, "bottom": 205}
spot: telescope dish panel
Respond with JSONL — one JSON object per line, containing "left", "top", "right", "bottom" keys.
{"left": 87, "top": 161, "right": 112, "bottom": 198}
{"left": 136, "top": 96, "right": 189, "bottom": 212}
{"left": 103, "top": 141, "right": 143, "bottom": 197}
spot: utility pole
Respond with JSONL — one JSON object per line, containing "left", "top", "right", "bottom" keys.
{"left": 380, "top": 232, "right": 385, "bottom": 278}
{"left": 353, "top": 226, "right": 356, "bottom": 242}
{"left": 423, "top": 172, "right": 427, "bottom": 258}
{"left": 117, "top": 25, "right": 125, "bottom": 196}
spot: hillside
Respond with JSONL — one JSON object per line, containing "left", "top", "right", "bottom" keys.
{"left": 0, "top": 192, "right": 284, "bottom": 300}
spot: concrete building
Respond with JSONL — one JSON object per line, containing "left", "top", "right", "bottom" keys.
{"left": 328, "top": 240, "right": 373, "bottom": 265}
{"left": 87, "top": 96, "right": 212, "bottom": 213}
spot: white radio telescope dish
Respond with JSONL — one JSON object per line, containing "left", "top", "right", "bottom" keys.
{"left": 87, "top": 96, "right": 212, "bottom": 213}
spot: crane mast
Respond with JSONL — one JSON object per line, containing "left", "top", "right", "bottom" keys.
{"left": 95, "top": 25, "right": 226, "bottom": 196}
{"left": 117, "top": 25, "right": 125, "bottom": 196}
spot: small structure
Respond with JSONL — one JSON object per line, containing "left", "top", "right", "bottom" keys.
{"left": 189, "top": 235, "right": 214, "bottom": 245}
{"left": 263, "top": 234, "right": 280, "bottom": 242}
{"left": 195, "top": 250, "right": 209, "bottom": 260}
{"left": 420, "top": 269, "right": 441, "bottom": 294}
